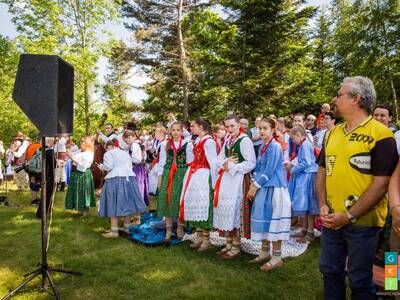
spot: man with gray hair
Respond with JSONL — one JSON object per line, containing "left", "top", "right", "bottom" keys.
{"left": 250, "top": 117, "right": 263, "bottom": 157}
{"left": 317, "top": 76, "right": 398, "bottom": 299}
{"left": 239, "top": 118, "right": 252, "bottom": 139}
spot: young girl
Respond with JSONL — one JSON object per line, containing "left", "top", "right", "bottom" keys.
{"left": 180, "top": 117, "right": 218, "bottom": 251}
{"left": 123, "top": 130, "right": 150, "bottom": 207}
{"left": 98, "top": 141, "right": 146, "bottom": 238}
{"left": 288, "top": 126, "right": 319, "bottom": 243}
{"left": 247, "top": 118, "right": 291, "bottom": 271}
{"left": 148, "top": 128, "right": 166, "bottom": 195}
{"left": 65, "top": 136, "right": 96, "bottom": 216}
{"left": 213, "top": 115, "right": 256, "bottom": 259}
{"left": 157, "top": 122, "right": 194, "bottom": 240}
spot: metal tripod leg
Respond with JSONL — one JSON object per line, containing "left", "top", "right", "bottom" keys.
{"left": 1, "top": 268, "right": 41, "bottom": 300}
{"left": 44, "top": 270, "right": 61, "bottom": 300}
{"left": 49, "top": 268, "right": 82, "bottom": 276}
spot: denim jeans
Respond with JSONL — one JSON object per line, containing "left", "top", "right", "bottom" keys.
{"left": 320, "top": 224, "right": 380, "bottom": 300}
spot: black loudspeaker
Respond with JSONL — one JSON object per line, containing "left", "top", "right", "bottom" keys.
{"left": 12, "top": 54, "right": 74, "bottom": 136}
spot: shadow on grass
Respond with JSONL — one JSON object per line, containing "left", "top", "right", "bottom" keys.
{"left": 0, "top": 191, "right": 323, "bottom": 300}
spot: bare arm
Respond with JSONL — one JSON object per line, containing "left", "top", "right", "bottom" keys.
{"left": 389, "top": 162, "right": 400, "bottom": 209}
{"left": 389, "top": 162, "right": 400, "bottom": 235}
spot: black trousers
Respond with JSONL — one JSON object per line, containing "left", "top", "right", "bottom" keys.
{"left": 36, "top": 180, "right": 55, "bottom": 219}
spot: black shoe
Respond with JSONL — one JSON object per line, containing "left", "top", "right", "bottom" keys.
{"left": 60, "top": 182, "right": 65, "bottom": 192}
{"left": 31, "top": 199, "right": 40, "bottom": 205}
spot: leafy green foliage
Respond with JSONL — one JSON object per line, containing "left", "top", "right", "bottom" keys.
{"left": 0, "top": 35, "right": 38, "bottom": 144}
{"left": 1, "top": 0, "right": 122, "bottom": 136}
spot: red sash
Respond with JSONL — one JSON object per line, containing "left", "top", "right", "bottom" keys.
{"left": 213, "top": 169, "right": 225, "bottom": 208}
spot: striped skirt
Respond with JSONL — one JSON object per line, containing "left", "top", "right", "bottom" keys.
{"left": 251, "top": 186, "right": 291, "bottom": 241}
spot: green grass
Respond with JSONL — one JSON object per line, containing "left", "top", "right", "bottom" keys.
{"left": 0, "top": 189, "right": 323, "bottom": 300}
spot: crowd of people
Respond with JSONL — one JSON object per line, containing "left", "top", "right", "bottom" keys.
{"left": 2, "top": 76, "right": 400, "bottom": 299}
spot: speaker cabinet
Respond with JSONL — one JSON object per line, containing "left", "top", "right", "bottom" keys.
{"left": 13, "top": 54, "right": 74, "bottom": 136}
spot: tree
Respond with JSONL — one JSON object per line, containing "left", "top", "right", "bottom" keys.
{"left": 122, "top": 0, "right": 212, "bottom": 121}
{"left": 2, "top": 0, "right": 121, "bottom": 135}
{"left": 221, "top": 0, "right": 317, "bottom": 117}
{"left": 0, "top": 35, "right": 38, "bottom": 144}
{"left": 365, "top": 0, "right": 400, "bottom": 121}
{"left": 102, "top": 40, "right": 140, "bottom": 125}
{"left": 329, "top": 0, "right": 400, "bottom": 121}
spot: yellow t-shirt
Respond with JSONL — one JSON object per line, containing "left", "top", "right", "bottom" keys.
{"left": 320, "top": 116, "right": 398, "bottom": 227}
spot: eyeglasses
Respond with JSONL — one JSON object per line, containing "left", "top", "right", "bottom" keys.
{"left": 335, "top": 91, "right": 351, "bottom": 98}
{"left": 307, "top": 118, "right": 315, "bottom": 121}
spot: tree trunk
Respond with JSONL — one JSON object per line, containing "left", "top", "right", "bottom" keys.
{"left": 177, "top": 0, "right": 189, "bottom": 121}
{"left": 390, "top": 79, "right": 399, "bottom": 123}
{"left": 84, "top": 80, "right": 90, "bottom": 135}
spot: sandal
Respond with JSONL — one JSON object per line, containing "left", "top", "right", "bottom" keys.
{"left": 221, "top": 250, "right": 241, "bottom": 260}
{"left": 249, "top": 255, "right": 271, "bottom": 264}
{"left": 102, "top": 231, "right": 119, "bottom": 239}
{"left": 189, "top": 241, "right": 202, "bottom": 249}
{"left": 260, "top": 260, "right": 284, "bottom": 271}
{"left": 217, "top": 247, "right": 230, "bottom": 256}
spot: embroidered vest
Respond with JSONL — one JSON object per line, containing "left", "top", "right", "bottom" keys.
{"left": 191, "top": 137, "right": 211, "bottom": 170}
{"left": 224, "top": 136, "right": 245, "bottom": 163}
{"left": 165, "top": 142, "right": 188, "bottom": 168}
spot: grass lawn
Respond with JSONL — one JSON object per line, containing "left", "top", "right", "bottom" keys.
{"left": 0, "top": 189, "right": 323, "bottom": 300}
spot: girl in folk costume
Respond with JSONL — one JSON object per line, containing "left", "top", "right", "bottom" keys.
{"left": 157, "top": 122, "right": 194, "bottom": 240}
{"left": 288, "top": 126, "right": 319, "bottom": 243}
{"left": 213, "top": 115, "right": 256, "bottom": 259}
{"left": 123, "top": 130, "right": 150, "bottom": 207}
{"left": 148, "top": 128, "right": 167, "bottom": 195}
{"left": 65, "top": 136, "right": 96, "bottom": 216}
{"left": 98, "top": 141, "right": 146, "bottom": 238}
{"left": 180, "top": 117, "right": 218, "bottom": 251}
{"left": 247, "top": 118, "right": 291, "bottom": 271}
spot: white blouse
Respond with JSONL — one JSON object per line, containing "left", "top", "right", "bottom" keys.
{"left": 54, "top": 137, "right": 67, "bottom": 153}
{"left": 156, "top": 140, "right": 194, "bottom": 176}
{"left": 71, "top": 150, "right": 94, "bottom": 172}
{"left": 129, "top": 142, "right": 144, "bottom": 164}
{"left": 98, "top": 131, "right": 118, "bottom": 144}
{"left": 99, "top": 148, "right": 134, "bottom": 179}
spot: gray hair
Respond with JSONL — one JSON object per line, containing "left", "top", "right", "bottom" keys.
{"left": 342, "top": 76, "right": 376, "bottom": 114}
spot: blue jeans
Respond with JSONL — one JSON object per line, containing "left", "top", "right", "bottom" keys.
{"left": 320, "top": 224, "right": 380, "bottom": 300}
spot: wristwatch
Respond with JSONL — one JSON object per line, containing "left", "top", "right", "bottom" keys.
{"left": 346, "top": 211, "right": 357, "bottom": 223}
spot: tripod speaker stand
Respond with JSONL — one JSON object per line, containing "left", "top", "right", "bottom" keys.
{"left": 2, "top": 136, "right": 81, "bottom": 300}
{"left": 1, "top": 54, "right": 81, "bottom": 300}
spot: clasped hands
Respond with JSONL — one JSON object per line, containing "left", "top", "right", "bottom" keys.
{"left": 320, "top": 204, "right": 349, "bottom": 230}
{"left": 222, "top": 157, "right": 238, "bottom": 172}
